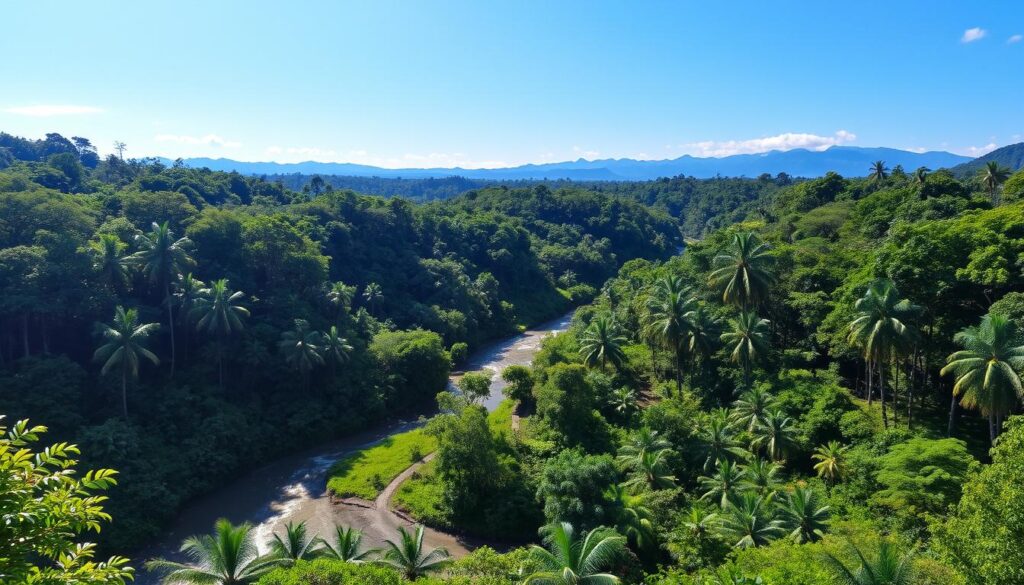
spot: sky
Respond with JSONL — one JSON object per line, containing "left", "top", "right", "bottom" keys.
{"left": 1, "top": 1, "right": 1022, "bottom": 168}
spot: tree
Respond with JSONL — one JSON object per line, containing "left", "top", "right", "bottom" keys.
{"left": 268, "top": 521, "right": 320, "bottom": 564}
{"left": 0, "top": 417, "right": 133, "bottom": 584}
{"left": 869, "top": 160, "right": 889, "bottom": 181}
{"left": 523, "top": 522, "right": 626, "bottom": 585}
{"left": 502, "top": 364, "right": 534, "bottom": 403}
{"left": 739, "top": 458, "right": 783, "bottom": 496}
{"left": 605, "top": 484, "right": 657, "bottom": 558}
{"left": 699, "top": 410, "right": 745, "bottom": 471}
{"left": 129, "top": 221, "right": 194, "bottom": 377}
{"left": 322, "top": 325, "right": 353, "bottom": 379}
{"left": 146, "top": 518, "right": 282, "bottom": 584}
{"left": 749, "top": 409, "right": 796, "bottom": 462}
{"left": 279, "top": 319, "right": 325, "bottom": 384}
{"left": 191, "top": 278, "right": 249, "bottom": 390}
{"left": 914, "top": 167, "right": 930, "bottom": 185}
{"left": 708, "top": 232, "right": 775, "bottom": 310}
{"left": 378, "top": 525, "right": 450, "bottom": 580}
{"left": 941, "top": 313, "right": 1024, "bottom": 442}
{"left": 579, "top": 314, "right": 628, "bottom": 370}
{"left": 536, "top": 450, "right": 619, "bottom": 530}
{"left": 93, "top": 306, "right": 160, "bottom": 418}
{"left": 812, "top": 441, "right": 849, "bottom": 487}
{"left": 779, "top": 487, "right": 830, "bottom": 543}
{"left": 847, "top": 279, "right": 919, "bottom": 428}
{"left": 621, "top": 447, "right": 677, "bottom": 491}
{"left": 822, "top": 540, "right": 915, "bottom": 585}
{"left": 362, "top": 282, "right": 383, "bottom": 316}
{"left": 429, "top": 402, "right": 503, "bottom": 519}
{"left": 608, "top": 387, "right": 638, "bottom": 420}
{"left": 173, "top": 273, "right": 205, "bottom": 362}
{"left": 714, "top": 493, "right": 785, "bottom": 549}
{"left": 979, "top": 160, "right": 1011, "bottom": 205}
{"left": 317, "top": 526, "right": 378, "bottom": 563}
{"left": 871, "top": 437, "right": 974, "bottom": 524}
{"left": 699, "top": 459, "right": 747, "bottom": 507}
{"left": 721, "top": 312, "right": 771, "bottom": 388}
{"left": 644, "top": 276, "right": 696, "bottom": 394}
{"left": 89, "top": 233, "right": 130, "bottom": 292}
{"left": 325, "top": 281, "right": 356, "bottom": 321}
{"left": 457, "top": 371, "right": 492, "bottom": 405}
{"left": 730, "top": 387, "right": 775, "bottom": 431}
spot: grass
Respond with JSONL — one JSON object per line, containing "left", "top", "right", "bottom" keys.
{"left": 326, "top": 428, "right": 437, "bottom": 499}
{"left": 488, "top": 398, "right": 516, "bottom": 442}
{"left": 392, "top": 459, "right": 450, "bottom": 528}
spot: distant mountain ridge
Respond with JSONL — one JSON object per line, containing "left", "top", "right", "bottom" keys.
{"left": 951, "top": 142, "right": 1024, "bottom": 177}
{"left": 165, "top": 146, "right": 972, "bottom": 181}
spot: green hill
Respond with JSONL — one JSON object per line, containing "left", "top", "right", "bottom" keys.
{"left": 952, "top": 142, "right": 1024, "bottom": 176}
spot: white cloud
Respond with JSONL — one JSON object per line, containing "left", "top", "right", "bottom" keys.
{"left": 1009, "top": 34, "right": 1023, "bottom": 44}
{"left": 572, "top": 146, "right": 601, "bottom": 160}
{"left": 3, "top": 104, "right": 103, "bottom": 117}
{"left": 961, "top": 27, "right": 987, "bottom": 43}
{"left": 155, "top": 134, "right": 241, "bottom": 148}
{"left": 676, "top": 130, "right": 857, "bottom": 157}
{"left": 955, "top": 143, "right": 998, "bottom": 157}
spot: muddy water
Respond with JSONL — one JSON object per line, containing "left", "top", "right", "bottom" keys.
{"left": 134, "top": 311, "right": 573, "bottom": 583}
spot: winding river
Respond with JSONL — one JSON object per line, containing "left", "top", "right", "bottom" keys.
{"left": 135, "top": 310, "right": 574, "bottom": 583}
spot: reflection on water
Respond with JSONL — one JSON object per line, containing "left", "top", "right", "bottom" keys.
{"left": 134, "top": 310, "right": 573, "bottom": 583}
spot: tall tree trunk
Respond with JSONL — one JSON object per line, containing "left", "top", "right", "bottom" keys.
{"left": 218, "top": 338, "right": 224, "bottom": 392}
{"left": 989, "top": 413, "right": 996, "bottom": 444}
{"left": 21, "top": 313, "right": 30, "bottom": 357}
{"left": 866, "top": 361, "right": 874, "bottom": 405}
{"left": 892, "top": 360, "right": 899, "bottom": 426}
{"left": 947, "top": 388, "right": 958, "bottom": 437}
{"left": 674, "top": 350, "right": 682, "bottom": 397}
{"left": 879, "top": 360, "right": 889, "bottom": 429}
{"left": 122, "top": 365, "right": 129, "bottom": 419}
{"left": 165, "top": 283, "right": 176, "bottom": 377}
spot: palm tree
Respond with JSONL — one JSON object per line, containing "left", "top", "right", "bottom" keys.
{"left": 812, "top": 441, "right": 849, "bottom": 487}
{"left": 174, "top": 273, "right": 205, "bottom": 364}
{"left": 146, "top": 518, "right": 282, "bottom": 584}
{"left": 621, "top": 448, "right": 676, "bottom": 491}
{"left": 822, "top": 540, "right": 915, "bottom": 585}
{"left": 980, "top": 160, "right": 1012, "bottom": 205}
{"left": 685, "top": 304, "right": 721, "bottom": 383}
{"left": 318, "top": 525, "right": 377, "bottom": 563}
{"left": 913, "top": 167, "right": 929, "bottom": 185}
{"left": 848, "top": 279, "right": 919, "bottom": 428}
{"left": 89, "top": 233, "right": 131, "bottom": 292}
{"left": 869, "top": 160, "right": 888, "bottom": 182}
{"left": 523, "top": 522, "right": 625, "bottom": 585}
{"left": 130, "top": 221, "right": 194, "bottom": 377}
{"left": 618, "top": 427, "right": 672, "bottom": 461}
{"left": 750, "top": 409, "right": 796, "bottom": 462}
{"left": 325, "top": 281, "right": 356, "bottom": 321}
{"left": 191, "top": 279, "right": 249, "bottom": 390}
{"left": 714, "top": 493, "right": 785, "bottom": 548}
{"left": 279, "top": 319, "right": 325, "bottom": 388}
{"left": 606, "top": 484, "right": 657, "bottom": 557}
{"left": 730, "top": 387, "right": 775, "bottom": 431}
{"left": 644, "top": 276, "right": 696, "bottom": 394}
{"left": 941, "top": 313, "right": 1024, "bottom": 442}
{"left": 608, "top": 387, "right": 638, "bottom": 420}
{"left": 699, "top": 459, "right": 747, "bottom": 507}
{"left": 738, "top": 458, "right": 783, "bottom": 496}
{"left": 779, "top": 487, "right": 830, "bottom": 543}
{"left": 268, "top": 521, "right": 320, "bottom": 564}
{"left": 579, "top": 315, "right": 628, "bottom": 370}
{"left": 699, "top": 409, "right": 745, "bottom": 471}
{"left": 362, "top": 282, "right": 383, "bottom": 316}
{"left": 322, "top": 326, "right": 353, "bottom": 379}
{"left": 94, "top": 306, "right": 160, "bottom": 418}
{"left": 378, "top": 525, "right": 450, "bottom": 580}
{"left": 708, "top": 232, "right": 775, "bottom": 310}
{"left": 721, "top": 312, "right": 771, "bottom": 388}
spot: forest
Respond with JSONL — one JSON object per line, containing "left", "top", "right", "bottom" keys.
{"left": 4, "top": 131, "right": 1024, "bottom": 584}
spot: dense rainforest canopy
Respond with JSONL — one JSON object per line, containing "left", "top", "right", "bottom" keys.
{"left": 3, "top": 131, "right": 1024, "bottom": 584}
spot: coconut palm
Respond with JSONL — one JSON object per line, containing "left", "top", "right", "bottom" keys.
{"left": 325, "top": 281, "right": 356, "bottom": 320}
{"left": 523, "top": 521, "right": 625, "bottom": 585}
{"left": 708, "top": 232, "right": 775, "bottom": 310}
{"left": 279, "top": 319, "right": 325, "bottom": 384}
{"left": 362, "top": 282, "right": 383, "bottom": 316}
{"left": 699, "top": 409, "right": 745, "bottom": 471}
{"left": 146, "top": 518, "right": 282, "bottom": 584}
{"left": 90, "top": 233, "right": 131, "bottom": 291}
{"left": 322, "top": 325, "right": 353, "bottom": 378}
{"left": 941, "top": 313, "right": 1024, "bottom": 442}
{"left": 869, "top": 160, "right": 888, "bottom": 181}
{"left": 268, "top": 521, "right": 320, "bottom": 564}
{"left": 738, "top": 458, "right": 783, "bottom": 496}
{"left": 606, "top": 484, "right": 657, "bottom": 557}
{"left": 579, "top": 314, "right": 628, "bottom": 370}
{"left": 93, "top": 306, "right": 160, "bottom": 418}
{"left": 608, "top": 387, "right": 638, "bottom": 420}
{"left": 750, "top": 409, "right": 797, "bottom": 462}
{"left": 686, "top": 304, "right": 721, "bottom": 380}
{"left": 730, "top": 387, "right": 775, "bottom": 431}
{"left": 618, "top": 427, "right": 671, "bottom": 460}
{"left": 847, "top": 279, "right": 919, "bottom": 428}
{"left": 173, "top": 273, "right": 205, "bottom": 363}
{"left": 129, "top": 221, "right": 194, "bottom": 377}
{"left": 621, "top": 448, "right": 677, "bottom": 491}
{"left": 822, "top": 540, "right": 915, "bottom": 585}
{"left": 699, "top": 459, "right": 747, "bottom": 507}
{"left": 191, "top": 279, "right": 249, "bottom": 390}
{"left": 721, "top": 312, "right": 771, "bottom": 388}
{"left": 779, "top": 487, "right": 830, "bottom": 543}
{"left": 378, "top": 525, "right": 450, "bottom": 580}
{"left": 644, "top": 276, "right": 696, "bottom": 393}
{"left": 913, "top": 167, "right": 930, "bottom": 185}
{"left": 714, "top": 492, "right": 785, "bottom": 548}
{"left": 318, "top": 525, "right": 377, "bottom": 563}
{"left": 980, "top": 160, "right": 1012, "bottom": 205}
{"left": 812, "top": 441, "right": 849, "bottom": 487}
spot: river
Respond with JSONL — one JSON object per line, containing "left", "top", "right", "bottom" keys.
{"left": 134, "top": 310, "right": 574, "bottom": 583}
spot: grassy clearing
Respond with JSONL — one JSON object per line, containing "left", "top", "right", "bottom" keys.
{"left": 326, "top": 428, "right": 437, "bottom": 499}
{"left": 392, "top": 459, "right": 449, "bottom": 527}
{"left": 488, "top": 398, "right": 516, "bottom": 442}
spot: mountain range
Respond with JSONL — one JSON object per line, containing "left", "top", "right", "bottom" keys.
{"left": 165, "top": 146, "right": 973, "bottom": 181}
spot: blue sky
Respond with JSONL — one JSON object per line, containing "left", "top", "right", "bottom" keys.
{"left": 1, "top": 1, "right": 1022, "bottom": 168}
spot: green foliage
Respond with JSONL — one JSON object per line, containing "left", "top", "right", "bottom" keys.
{"left": 326, "top": 429, "right": 437, "bottom": 499}
{"left": 534, "top": 363, "right": 611, "bottom": 450}
{"left": 871, "top": 437, "right": 974, "bottom": 527}
{"left": 501, "top": 364, "right": 534, "bottom": 403}
{"left": 257, "top": 558, "right": 402, "bottom": 585}
{"left": 369, "top": 329, "right": 451, "bottom": 406}
{"left": 536, "top": 450, "right": 619, "bottom": 530}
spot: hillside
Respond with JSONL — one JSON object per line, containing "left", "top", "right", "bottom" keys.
{"left": 951, "top": 141, "right": 1024, "bottom": 176}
